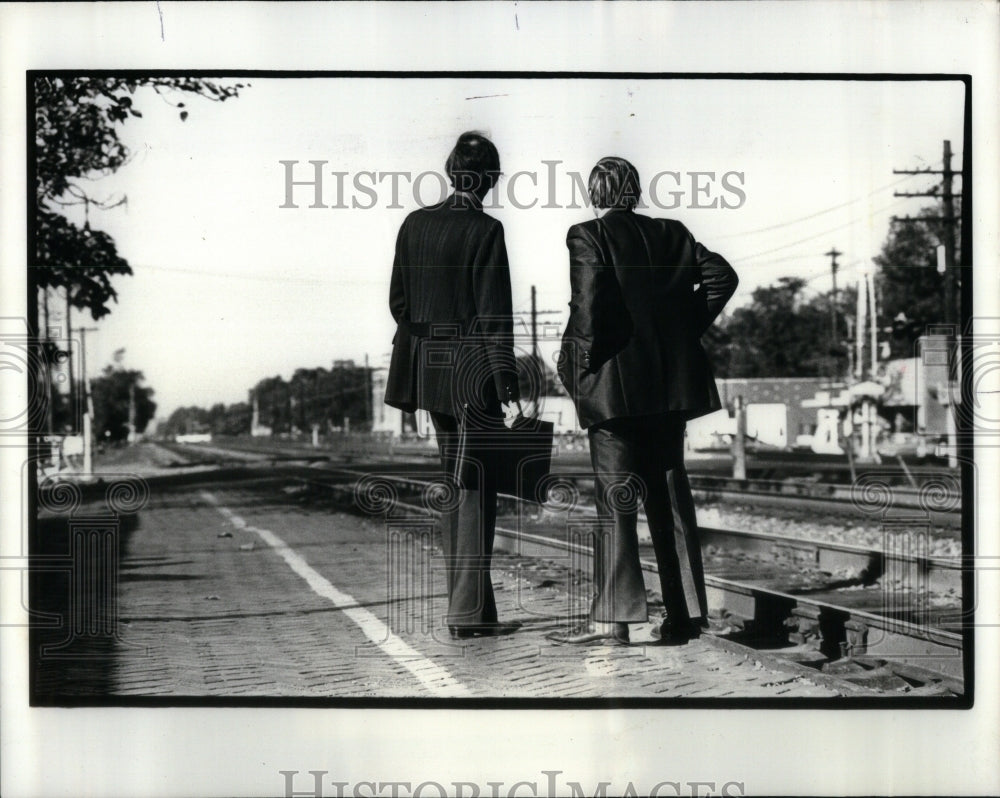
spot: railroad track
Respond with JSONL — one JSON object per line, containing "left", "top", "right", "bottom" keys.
{"left": 687, "top": 474, "right": 961, "bottom": 529}
{"left": 157, "top": 439, "right": 962, "bottom": 528}
{"left": 287, "top": 465, "right": 965, "bottom": 696}
{"left": 66, "top": 443, "right": 968, "bottom": 694}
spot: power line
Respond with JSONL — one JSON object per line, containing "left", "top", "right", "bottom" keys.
{"left": 731, "top": 196, "right": 910, "bottom": 262}
{"left": 715, "top": 174, "right": 913, "bottom": 240}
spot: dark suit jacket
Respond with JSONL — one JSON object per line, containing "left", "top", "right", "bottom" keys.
{"left": 384, "top": 193, "right": 520, "bottom": 417}
{"left": 558, "top": 210, "right": 738, "bottom": 429}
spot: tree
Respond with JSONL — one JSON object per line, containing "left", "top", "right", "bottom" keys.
{"left": 251, "top": 375, "right": 292, "bottom": 433}
{"left": 216, "top": 402, "right": 252, "bottom": 436}
{"left": 90, "top": 366, "right": 157, "bottom": 443}
{"left": 875, "top": 205, "right": 952, "bottom": 359}
{"left": 34, "top": 210, "right": 132, "bottom": 320}
{"left": 34, "top": 76, "right": 246, "bottom": 321}
{"left": 159, "top": 406, "right": 208, "bottom": 438}
{"left": 701, "top": 310, "right": 734, "bottom": 378}
{"left": 708, "top": 277, "right": 834, "bottom": 378}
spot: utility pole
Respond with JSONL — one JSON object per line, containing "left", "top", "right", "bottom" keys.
{"left": 941, "top": 140, "right": 957, "bottom": 328}
{"left": 531, "top": 285, "right": 538, "bottom": 361}
{"left": 825, "top": 247, "right": 842, "bottom": 377}
{"left": 732, "top": 395, "right": 747, "bottom": 480}
{"left": 845, "top": 315, "right": 855, "bottom": 378}
{"left": 78, "top": 326, "right": 98, "bottom": 477}
{"left": 128, "top": 382, "right": 137, "bottom": 444}
{"left": 42, "top": 287, "right": 55, "bottom": 438}
{"left": 66, "top": 289, "right": 75, "bottom": 425}
{"left": 825, "top": 247, "right": 841, "bottom": 340}
{"left": 892, "top": 140, "right": 960, "bottom": 327}
{"left": 893, "top": 140, "right": 961, "bottom": 467}
{"left": 867, "top": 268, "right": 878, "bottom": 377}
{"left": 363, "top": 353, "right": 372, "bottom": 430}
{"left": 855, "top": 269, "right": 867, "bottom": 380}
{"left": 515, "top": 286, "right": 561, "bottom": 389}
{"left": 517, "top": 285, "right": 560, "bottom": 359}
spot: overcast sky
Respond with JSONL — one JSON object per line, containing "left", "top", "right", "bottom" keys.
{"left": 52, "top": 76, "right": 964, "bottom": 417}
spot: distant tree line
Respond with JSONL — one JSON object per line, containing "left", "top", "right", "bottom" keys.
{"left": 158, "top": 402, "right": 252, "bottom": 439}
{"left": 159, "top": 361, "right": 371, "bottom": 438}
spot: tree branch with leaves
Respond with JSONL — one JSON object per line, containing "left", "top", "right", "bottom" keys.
{"left": 34, "top": 75, "right": 246, "bottom": 320}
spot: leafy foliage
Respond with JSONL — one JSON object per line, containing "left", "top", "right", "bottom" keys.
{"left": 260, "top": 364, "right": 372, "bottom": 433}
{"left": 875, "top": 204, "right": 954, "bottom": 358}
{"left": 705, "top": 277, "right": 845, "bottom": 378}
{"left": 159, "top": 363, "right": 373, "bottom": 438}
{"left": 34, "top": 210, "right": 132, "bottom": 319}
{"left": 34, "top": 76, "right": 245, "bottom": 320}
{"left": 89, "top": 366, "right": 157, "bottom": 443}
{"left": 159, "top": 403, "right": 251, "bottom": 438}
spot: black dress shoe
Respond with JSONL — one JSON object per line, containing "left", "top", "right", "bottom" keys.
{"left": 547, "top": 622, "right": 629, "bottom": 646}
{"left": 449, "top": 621, "right": 522, "bottom": 639}
{"left": 651, "top": 619, "right": 703, "bottom": 646}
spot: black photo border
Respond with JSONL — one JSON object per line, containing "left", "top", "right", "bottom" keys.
{"left": 26, "top": 69, "right": 975, "bottom": 710}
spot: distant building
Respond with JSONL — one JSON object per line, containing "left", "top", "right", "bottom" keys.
{"left": 250, "top": 395, "right": 272, "bottom": 437}
{"left": 369, "top": 336, "right": 955, "bottom": 451}
{"left": 712, "top": 377, "right": 835, "bottom": 448}
{"left": 368, "top": 364, "right": 579, "bottom": 439}
{"left": 880, "top": 334, "right": 954, "bottom": 436}
{"left": 175, "top": 433, "right": 213, "bottom": 444}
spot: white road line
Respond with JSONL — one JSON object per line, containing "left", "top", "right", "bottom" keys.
{"left": 199, "top": 490, "right": 470, "bottom": 697}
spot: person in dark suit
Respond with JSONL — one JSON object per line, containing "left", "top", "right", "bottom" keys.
{"left": 384, "top": 131, "right": 521, "bottom": 639}
{"left": 551, "top": 156, "right": 738, "bottom": 646}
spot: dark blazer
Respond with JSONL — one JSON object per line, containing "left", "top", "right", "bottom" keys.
{"left": 385, "top": 193, "right": 519, "bottom": 417}
{"left": 558, "top": 210, "right": 738, "bottom": 429}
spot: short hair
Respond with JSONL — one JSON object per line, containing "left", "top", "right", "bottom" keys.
{"left": 445, "top": 131, "right": 501, "bottom": 197}
{"left": 588, "top": 156, "right": 641, "bottom": 210}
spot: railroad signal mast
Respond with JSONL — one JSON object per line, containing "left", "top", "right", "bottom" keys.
{"left": 848, "top": 264, "right": 882, "bottom": 461}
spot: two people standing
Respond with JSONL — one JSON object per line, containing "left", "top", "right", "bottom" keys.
{"left": 384, "top": 134, "right": 737, "bottom": 645}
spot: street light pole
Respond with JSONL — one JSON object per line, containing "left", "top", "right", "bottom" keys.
{"left": 78, "top": 326, "right": 98, "bottom": 477}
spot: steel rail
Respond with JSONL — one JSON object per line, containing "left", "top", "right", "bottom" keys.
{"left": 292, "top": 468, "right": 965, "bottom": 692}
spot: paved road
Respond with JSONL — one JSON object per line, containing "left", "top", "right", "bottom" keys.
{"left": 32, "top": 475, "right": 844, "bottom": 700}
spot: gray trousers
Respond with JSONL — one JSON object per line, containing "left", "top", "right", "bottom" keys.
{"left": 430, "top": 411, "right": 499, "bottom": 628}
{"left": 587, "top": 413, "right": 708, "bottom": 624}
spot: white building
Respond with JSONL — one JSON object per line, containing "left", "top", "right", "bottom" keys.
{"left": 369, "top": 367, "right": 582, "bottom": 439}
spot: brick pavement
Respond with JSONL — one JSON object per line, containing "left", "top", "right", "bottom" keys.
{"left": 32, "top": 477, "right": 844, "bottom": 700}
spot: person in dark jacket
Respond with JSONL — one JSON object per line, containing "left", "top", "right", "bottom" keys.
{"left": 551, "top": 156, "right": 738, "bottom": 646}
{"left": 384, "top": 131, "right": 521, "bottom": 639}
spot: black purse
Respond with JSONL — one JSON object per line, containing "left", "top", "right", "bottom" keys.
{"left": 451, "top": 408, "right": 554, "bottom": 502}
